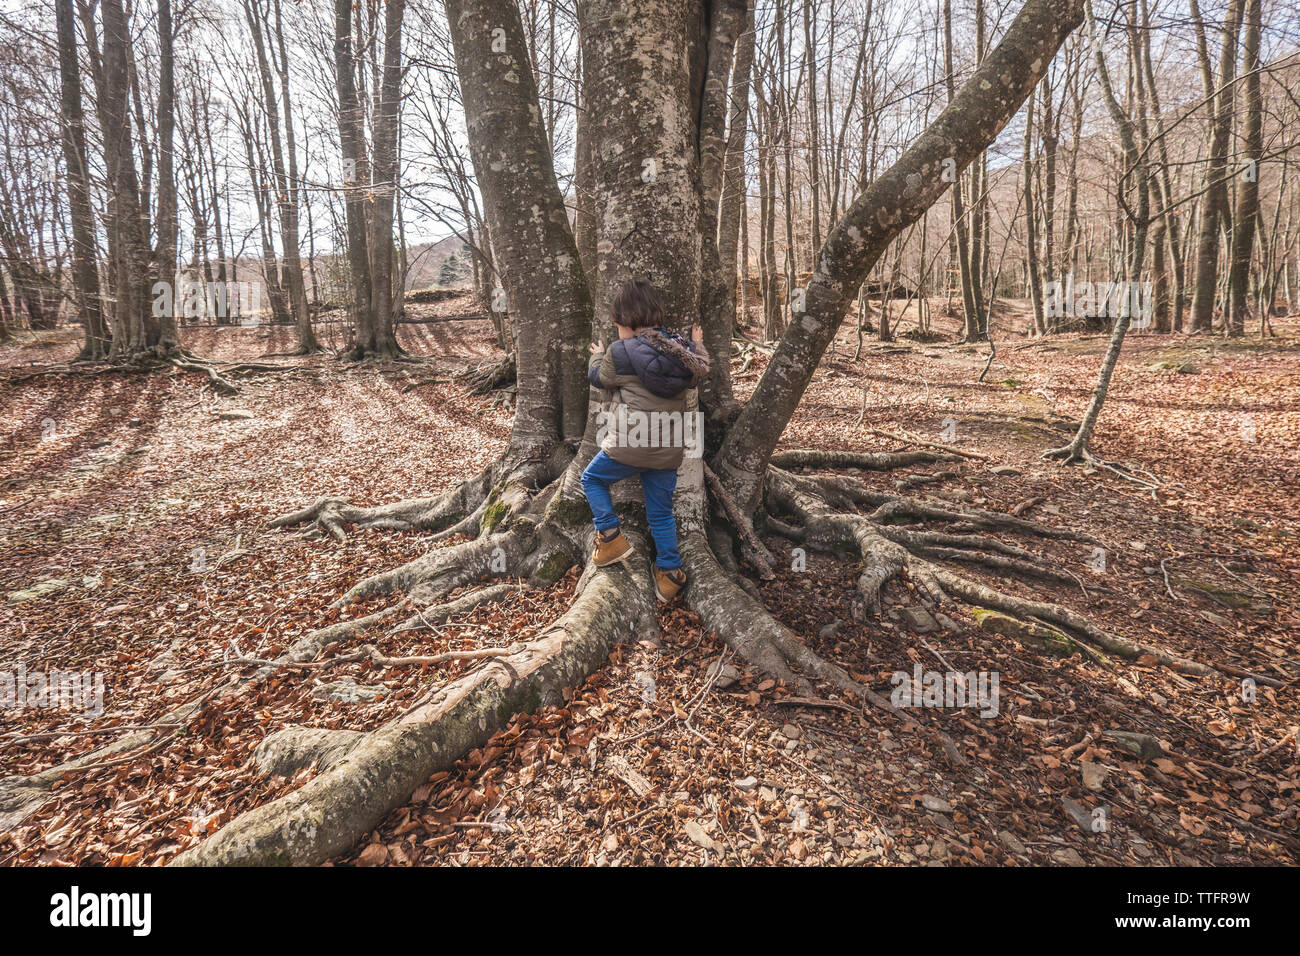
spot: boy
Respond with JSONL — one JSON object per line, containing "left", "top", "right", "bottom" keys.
{"left": 582, "top": 279, "right": 710, "bottom": 602}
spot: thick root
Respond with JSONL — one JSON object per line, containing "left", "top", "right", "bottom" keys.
{"left": 684, "top": 533, "right": 967, "bottom": 766}
{"left": 459, "top": 353, "right": 516, "bottom": 394}
{"left": 255, "top": 727, "right": 366, "bottom": 778}
{"left": 760, "top": 460, "right": 1226, "bottom": 680}
{"left": 0, "top": 596, "right": 387, "bottom": 831}
{"left": 769, "top": 448, "right": 956, "bottom": 470}
{"left": 925, "top": 564, "right": 1220, "bottom": 678}
{"left": 269, "top": 469, "right": 496, "bottom": 543}
{"left": 170, "top": 556, "right": 655, "bottom": 866}
{"left": 392, "top": 583, "right": 516, "bottom": 633}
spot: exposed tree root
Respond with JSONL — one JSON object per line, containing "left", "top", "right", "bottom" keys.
{"left": 684, "top": 533, "right": 968, "bottom": 766}
{"left": 458, "top": 353, "right": 516, "bottom": 394}
{"left": 770, "top": 448, "right": 956, "bottom": 470}
{"left": 0, "top": 592, "right": 394, "bottom": 831}
{"left": 971, "top": 609, "right": 1102, "bottom": 661}
{"left": 704, "top": 463, "right": 774, "bottom": 578}
{"left": 170, "top": 357, "right": 240, "bottom": 396}
{"left": 392, "top": 583, "right": 516, "bottom": 633}
{"left": 806, "top": 473, "right": 1100, "bottom": 544}
{"left": 1042, "top": 442, "right": 1162, "bottom": 495}
{"left": 26, "top": 432, "right": 1231, "bottom": 864}
{"left": 927, "top": 566, "right": 1219, "bottom": 677}
{"left": 171, "top": 555, "right": 655, "bottom": 866}
{"left": 268, "top": 445, "right": 570, "bottom": 543}
{"left": 255, "top": 727, "right": 367, "bottom": 779}
{"left": 760, "top": 462, "right": 1229, "bottom": 681}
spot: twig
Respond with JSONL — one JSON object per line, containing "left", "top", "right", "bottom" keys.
{"left": 866, "top": 427, "right": 991, "bottom": 461}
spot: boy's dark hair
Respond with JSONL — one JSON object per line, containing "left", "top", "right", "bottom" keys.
{"left": 611, "top": 279, "right": 665, "bottom": 329}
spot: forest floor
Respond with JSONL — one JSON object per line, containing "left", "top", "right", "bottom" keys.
{"left": 1, "top": 296, "right": 1298, "bottom": 866}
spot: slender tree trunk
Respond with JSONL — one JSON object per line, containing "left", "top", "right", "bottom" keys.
{"left": 1228, "top": 0, "right": 1261, "bottom": 335}
{"left": 365, "top": 0, "right": 404, "bottom": 359}
{"left": 717, "top": 2, "right": 754, "bottom": 318}
{"left": 1189, "top": 0, "right": 1245, "bottom": 332}
{"left": 1047, "top": 0, "right": 1149, "bottom": 461}
{"left": 944, "top": 0, "right": 978, "bottom": 341}
{"left": 1023, "top": 93, "right": 1045, "bottom": 334}
{"left": 56, "top": 0, "right": 108, "bottom": 359}
{"left": 155, "top": 0, "right": 179, "bottom": 351}
{"left": 334, "top": 0, "right": 375, "bottom": 356}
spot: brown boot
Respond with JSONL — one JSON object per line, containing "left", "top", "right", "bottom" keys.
{"left": 592, "top": 528, "right": 634, "bottom": 567}
{"left": 654, "top": 567, "right": 687, "bottom": 603}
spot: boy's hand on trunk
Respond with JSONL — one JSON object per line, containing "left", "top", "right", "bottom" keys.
{"left": 690, "top": 324, "right": 704, "bottom": 346}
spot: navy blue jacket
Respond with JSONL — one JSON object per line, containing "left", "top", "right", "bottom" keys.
{"left": 587, "top": 328, "right": 699, "bottom": 398}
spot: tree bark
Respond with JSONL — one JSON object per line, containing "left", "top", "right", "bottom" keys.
{"left": 446, "top": 0, "right": 593, "bottom": 447}
{"left": 334, "top": 0, "right": 375, "bottom": 355}
{"left": 1227, "top": 0, "right": 1261, "bottom": 335}
{"left": 1189, "top": 0, "right": 1245, "bottom": 332}
{"left": 56, "top": 0, "right": 108, "bottom": 359}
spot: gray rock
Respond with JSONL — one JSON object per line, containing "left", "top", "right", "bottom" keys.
{"left": 990, "top": 465, "right": 1022, "bottom": 476}
{"left": 706, "top": 660, "right": 741, "bottom": 689}
{"left": 998, "top": 830, "right": 1028, "bottom": 855}
{"left": 934, "top": 612, "right": 961, "bottom": 633}
{"left": 1061, "top": 796, "right": 1097, "bottom": 833}
{"left": 733, "top": 776, "right": 758, "bottom": 791}
{"left": 1102, "top": 730, "right": 1163, "bottom": 762}
{"left": 902, "top": 606, "right": 939, "bottom": 633}
{"left": 1052, "top": 848, "right": 1087, "bottom": 866}
{"left": 217, "top": 409, "right": 255, "bottom": 421}
{"left": 818, "top": 619, "right": 844, "bottom": 640}
{"left": 1081, "top": 761, "right": 1109, "bottom": 792}
{"left": 920, "top": 794, "right": 953, "bottom": 813}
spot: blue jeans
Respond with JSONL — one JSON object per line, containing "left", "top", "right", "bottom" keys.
{"left": 580, "top": 451, "right": 681, "bottom": 570}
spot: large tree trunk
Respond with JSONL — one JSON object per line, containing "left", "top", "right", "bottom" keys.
{"left": 99, "top": 0, "right": 154, "bottom": 356}
{"left": 448, "top": 0, "right": 592, "bottom": 447}
{"left": 694, "top": 0, "right": 746, "bottom": 420}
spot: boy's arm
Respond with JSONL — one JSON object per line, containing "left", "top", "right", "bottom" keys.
{"left": 588, "top": 343, "right": 618, "bottom": 388}
{"left": 685, "top": 326, "right": 711, "bottom": 386}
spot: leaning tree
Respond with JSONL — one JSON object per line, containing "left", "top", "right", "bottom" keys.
{"left": 4, "top": 0, "right": 1231, "bottom": 864}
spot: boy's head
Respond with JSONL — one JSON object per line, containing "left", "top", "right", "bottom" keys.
{"left": 611, "top": 279, "right": 665, "bottom": 330}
